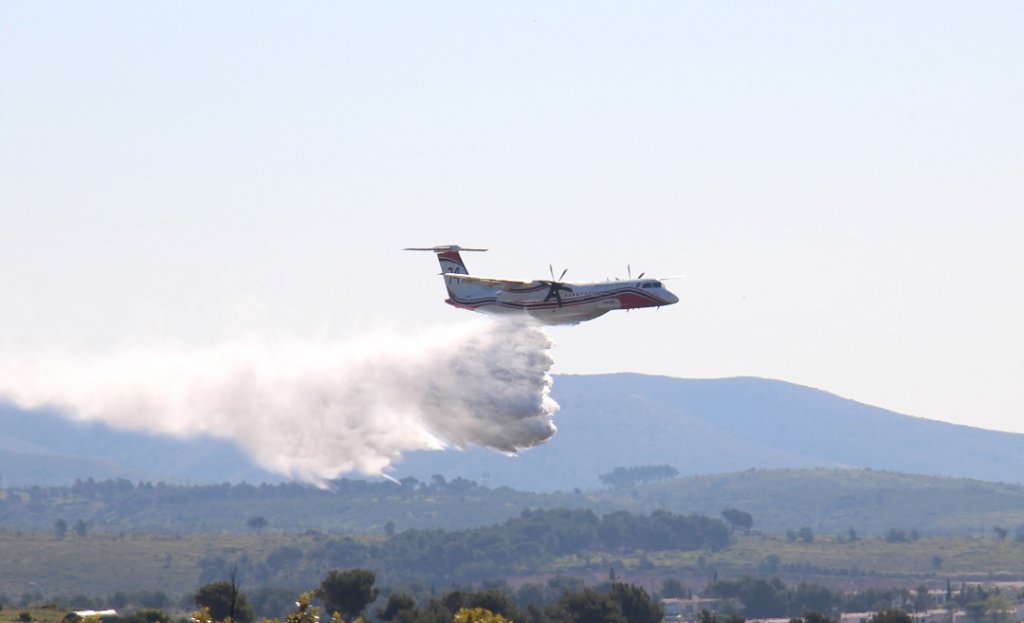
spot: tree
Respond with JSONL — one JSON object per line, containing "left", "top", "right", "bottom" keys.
{"left": 993, "top": 526, "right": 1008, "bottom": 541}
{"left": 453, "top": 607, "right": 512, "bottom": 623}
{"left": 707, "top": 577, "right": 787, "bottom": 618}
{"left": 790, "top": 584, "right": 838, "bottom": 615}
{"left": 984, "top": 594, "right": 1015, "bottom": 623}
{"left": 120, "top": 610, "right": 169, "bottom": 623}
{"left": 547, "top": 588, "right": 626, "bottom": 623}
{"left": 282, "top": 593, "right": 320, "bottom": 623}
{"left": 266, "top": 545, "right": 304, "bottom": 572}
{"left": 194, "top": 580, "right": 255, "bottom": 623}
{"left": 964, "top": 601, "right": 987, "bottom": 623}
{"left": 914, "top": 586, "right": 930, "bottom": 611}
{"left": 376, "top": 593, "right": 415, "bottom": 622}
{"left": 318, "top": 568, "right": 379, "bottom": 621}
{"left": 246, "top": 516, "right": 268, "bottom": 536}
{"left": 799, "top": 526, "right": 815, "bottom": 544}
{"left": 609, "top": 583, "right": 663, "bottom": 623}
{"left": 661, "top": 578, "right": 689, "bottom": 599}
{"left": 721, "top": 509, "right": 754, "bottom": 533}
{"left": 54, "top": 518, "right": 68, "bottom": 540}
{"left": 599, "top": 465, "right": 679, "bottom": 488}
{"left": 791, "top": 613, "right": 837, "bottom": 623}
{"left": 461, "top": 589, "right": 524, "bottom": 622}
{"left": 73, "top": 518, "right": 87, "bottom": 538}
{"left": 867, "top": 610, "right": 912, "bottom": 623}
{"left": 697, "top": 609, "right": 718, "bottom": 623}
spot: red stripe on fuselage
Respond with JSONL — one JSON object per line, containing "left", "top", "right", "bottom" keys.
{"left": 615, "top": 291, "right": 663, "bottom": 309}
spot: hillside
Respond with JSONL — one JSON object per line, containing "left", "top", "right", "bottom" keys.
{"left": 397, "top": 374, "right": 1024, "bottom": 490}
{"left": 0, "top": 404, "right": 280, "bottom": 486}
{"left": 606, "top": 468, "right": 1024, "bottom": 536}
{"left": 3, "top": 468, "right": 1024, "bottom": 538}
{"left": 4, "top": 373, "right": 1024, "bottom": 490}
{"left": 6, "top": 517, "right": 1024, "bottom": 603}
{"left": 4, "top": 474, "right": 1024, "bottom": 600}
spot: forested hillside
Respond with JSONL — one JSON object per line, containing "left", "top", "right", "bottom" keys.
{"left": 4, "top": 469, "right": 1024, "bottom": 537}
{"left": 0, "top": 507, "right": 730, "bottom": 597}
{"left": 605, "top": 468, "right": 1024, "bottom": 536}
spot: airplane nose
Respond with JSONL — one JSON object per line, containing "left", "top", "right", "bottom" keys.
{"left": 662, "top": 289, "right": 679, "bottom": 305}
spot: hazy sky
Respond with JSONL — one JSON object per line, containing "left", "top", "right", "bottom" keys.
{"left": 2, "top": 2, "right": 1022, "bottom": 433}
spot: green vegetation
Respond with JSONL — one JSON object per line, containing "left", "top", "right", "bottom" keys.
{"left": 24, "top": 571, "right": 1014, "bottom": 623}
{"left": 4, "top": 519, "right": 1024, "bottom": 607}
{"left": 0, "top": 477, "right": 587, "bottom": 535}
{"left": 6, "top": 469, "right": 1024, "bottom": 539}
{"left": 194, "top": 580, "right": 254, "bottom": 623}
{"left": 318, "top": 569, "right": 379, "bottom": 621}
{"left": 7, "top": 468, "right": 1024, "bottom": 618}
{"left": 598, "top": 465, "right": 679, "bottom": 488}
{"left": 0, "top": 606, "right": 67, "bottom": 623}
{"left": 608, "top": 468, "right": 1024, "bottom": 536}
{"left": 0, "top": 508, "right": 727, "bottom": 598}
{"left": 720, "top": 509, "right": 753, "bottom": 534}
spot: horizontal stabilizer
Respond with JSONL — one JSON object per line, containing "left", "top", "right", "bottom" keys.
{"left": 404, "top": 245, "right": 488, "bottom": 253}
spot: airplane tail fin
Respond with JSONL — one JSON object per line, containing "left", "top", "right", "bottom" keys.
{"left": 404, "top": 245, "right": 488, "bottom": 299}
{"left": 404, "top": 244, "right": 487, "bottom": 274}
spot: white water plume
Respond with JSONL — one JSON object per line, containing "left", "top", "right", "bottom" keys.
{"left": 0, "top": 320, "right": 558, "bottom": 483}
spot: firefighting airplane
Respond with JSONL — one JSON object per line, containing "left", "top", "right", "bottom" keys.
{"left": 405, "top": 245, "right": 679, "bottom": 325}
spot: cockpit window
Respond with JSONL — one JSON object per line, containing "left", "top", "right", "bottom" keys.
{"left": 640, "top": 281, "right": 663, "bottom": 289}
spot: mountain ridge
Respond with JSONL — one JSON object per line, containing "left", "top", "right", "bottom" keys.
{"left": 2, "top": 373, "right": 1022, "bottom": 489}
{"left": 397, "top": 373, "right": 1024, "bottom": 490}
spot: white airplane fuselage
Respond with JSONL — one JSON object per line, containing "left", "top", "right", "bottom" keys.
{"left": 409, "top": 245, "right": 678, "bottom": 326}
{"left": 446, "top": 277, "right": 677, "bottom": 325}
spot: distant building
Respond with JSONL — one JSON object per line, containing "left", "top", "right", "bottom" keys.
{"left": 63, "top": 610, "right": 119, "bottom": 623}
{"left": 841, "top": 611, "right": 876, "bottom": 623}
{"left": 917, "top": 608, "right": 957, "bottom": 623}
{"left": 662, "top": 598, "right": 723, "bottom": 620}
{"left": 928, "top": 590, "right": 951, "bottom": 606}
{"left": 842, "top": 609, "right": 964, "bottom": 623}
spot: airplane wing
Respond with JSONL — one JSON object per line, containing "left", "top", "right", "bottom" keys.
{"left": 441, "top": 273, "right": 545, "bottom": 291}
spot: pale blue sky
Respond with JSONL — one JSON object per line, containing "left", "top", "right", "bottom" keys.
{"left": 2, "top": 2, "right": 1022, "bottom": 432}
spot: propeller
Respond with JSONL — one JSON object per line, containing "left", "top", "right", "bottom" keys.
{"left": 627, "top": 264, "right": 645, "bottom": 280}
{"left": 543, "top": 282, "right": 572, "bottom": 307}
{"left": 544, "top": 264, "right": 572, "bottom": 307}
